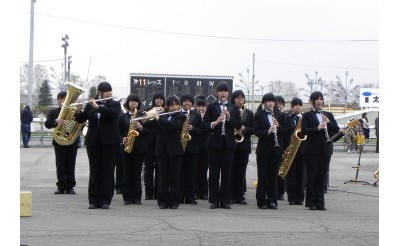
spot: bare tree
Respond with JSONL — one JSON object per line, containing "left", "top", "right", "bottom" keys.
{"left": 20, "top": 64, "right": 49, "bottom": 95}
{"left": 327, "top": 71, "right": 360, "bottom": 114}
{"left": 266, "top": 80, "right": 298, "bottom": 98}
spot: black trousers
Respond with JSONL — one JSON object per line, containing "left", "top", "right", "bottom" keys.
{"left": 86, "top": 137, "right": 118, "bottom": 206}
{"left": 157, "top": 148, "right": 182, "bottom": 207}
{"left": 256, "top": 154, "right": 281, "bottom": 207}
{"left": 115, "top": 147, "right": 124, "bottom": 190}
{"left": 230, "top": 149, "right": 249, "bottom": 202}
{"left": 305, "top": 153, "right": 330, "bottom": 208}
{"left": 286, "top": 153, "right": 305, "bottom": 203}
{"left": 195, "top": 146, "right": 209, "bottom": 198}
{"left": 54, "top": 144, "right": 78, "bottom": 190}
{"left": 121, "top": 150, "right": 145, "bottom": 202}
{"left": 181, "top": 152, "right": 199, "bottom": 201}
{"left": 208, "top": 146, "right": 234, "bottom": 204}
{"left": 144, "top": 152, "right": 159, "bottom": 199}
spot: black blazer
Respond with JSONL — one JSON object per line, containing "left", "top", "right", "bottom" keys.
{"left": 254, "top": 109, "right": 284, "bottom": 156}
{"left": 203, "top": 101, "right": 242, "bottom": 150}
{"left": 45, "top": 107, "right": 79, "bottom": 147}
{"left": 236, "top": 109, "right": 255, "bottom": 153}
{"left": 184, "top": 109, "right": 203, "bottom": 154}
{"left": 75, "top": 100, "right": 121, "bottom": 147}
{"left": 154, "top": 112, "right": 186, "bottom": 157}
{"left": 117, "top": 111, "right": 152, "bottom": 154}
{"left": 301, "top": 110, "right": 340, "bottom": 155}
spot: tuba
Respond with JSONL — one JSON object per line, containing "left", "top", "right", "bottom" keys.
{"left": 181, "top": 109, "right": 192, "bottom": 151}
{"left": 53, "top": 82, "right": 87, "bottom": 146}
{"left": 234, "top": 105, "right": 245, "bottom": 143}
{"left": 124, "top": 108, "right": 140, "bottom": 153}
{"left": 278, "top": 114, "right": 307, "bottom": 178}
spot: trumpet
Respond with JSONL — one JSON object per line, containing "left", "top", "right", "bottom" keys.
{"left": 69, "top": 97, "right": 114, "bottom": 106}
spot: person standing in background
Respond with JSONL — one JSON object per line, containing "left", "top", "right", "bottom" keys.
{"left": 361, "top": 112, "right": 370, "bottom": 144}
{"left": 45, "top": 92, "right": 79, "bottom": 195}
{"left": 21, "top": 105, "right": 33, "bottom": 148}
{"left": 375, "top": 112, "right": 379, "bottom": 153}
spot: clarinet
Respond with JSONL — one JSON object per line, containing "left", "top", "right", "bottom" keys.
{"left": 270, "top": 108, "right": 280, "bottom": 149}
{"left": 221, "top": 97, "right": 226, "bottom": 136}
{"left": 320, "top": 109, "right": 332, "bottom": 144}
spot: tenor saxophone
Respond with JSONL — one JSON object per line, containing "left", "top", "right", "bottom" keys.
{"left": 181, "top": 109, "right": 192, "bottom": 151}
{"left": 234, "top": 106, "right": 245, "bottom": 143}
{"left": 124, "top": 109, "right": 140, "bottom": 153}
{"left": 278, "top": 115, "right": 307, "bottom": 178}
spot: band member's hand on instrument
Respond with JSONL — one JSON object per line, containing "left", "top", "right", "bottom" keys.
{"left": 56, "top": 118, "right": 66, "bottom": 126}
{"left": 185, "top": 124, "right": 193, "bottom": 131}
{"left": 134, "top": 121, "right": 143, "bottom": 130}
{"left": 268, "top": 125, "right": 276, "bottom": 135}
{"left": 318, "top": 122, "right": 327, "bottom": 130}
{"left": 122, "top": 137, "right": 128, "bottom": 144}
{"left": 89, "top": 98, "right": 99, "bottom": 109}
{"left": 217, "top": 113, "right": 225, "bottom": 123}
{"left": 76, "top": 101, "right": 83, "bottom": 112}
{"left": 322, "top": 115, "right": 330, "bottom": 124}
{"left": 240, "top": 125, "right": 245, "bottom": 132}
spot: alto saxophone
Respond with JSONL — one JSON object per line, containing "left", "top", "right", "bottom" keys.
{"left": 234, "top": 105, "right": 245, "bottom": 143}
{"left": 181, "top": 109, "right": 192, "bottom": 151}
{"left": 278, "top": 114, "right": 307, "bottom": 178}
{"left": 124, "top": 108, "right": 140, "bottom": 153}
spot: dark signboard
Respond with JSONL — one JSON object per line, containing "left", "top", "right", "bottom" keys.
{"left": 130, "top": 74, "right": 233, "bottom": 109}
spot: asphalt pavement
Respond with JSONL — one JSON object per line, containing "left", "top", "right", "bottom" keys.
{"left": 20, "top": 145, "right": 379, "bottom": 246}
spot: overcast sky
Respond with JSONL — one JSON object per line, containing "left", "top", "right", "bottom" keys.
{"left": 19, "top": 0, "right": 378, "bottom": 99}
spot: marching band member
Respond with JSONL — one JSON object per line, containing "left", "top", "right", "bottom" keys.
{"left": 254, "top": 93, "right": 284, "bottom": 209}
{"left": 301, "top": 91, "right": 339, "bottom": 211}
{"left": 118, "top": 94, "right": 151, "bottom": 205}
{"left": 155, "top": 96, "right": 186, "bottom": 209}
{"left": 203, "top": 82, "right": 241, "bottom": 209}
{"left": 144, "top": 92, "right": 165, "bottom": 200}
{"left": 179, "top": 94, "right": 202, "bottom": 205}
{"left": 75, "top": 82, "right": 121, "bottom": 209}
{"left": 275, "top": 95, "right": 288, "bottom": 201}
{"left": 229, "top": 90, "right": 254, "bottom": 205}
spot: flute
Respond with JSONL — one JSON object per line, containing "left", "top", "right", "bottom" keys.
{"left": 69, "top": 97, "right": 114, "bottom": 106}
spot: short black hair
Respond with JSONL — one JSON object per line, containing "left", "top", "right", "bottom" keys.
{"left": 195, "top": 95, "right": 206, "bottom": 106}
{"left": 290, "top": 97, "right": 303, "bottom": 107}
{"left": 180, "top": 94, "right": 194, "bottom": 105}
{"left": 165, "top": 96, "right": 180, "bottom": 107}
{"left": 124, "top": 94, "right": 141, "bottom": 111}
{"left": 97, "top": 82, "right": 112, "bottom": 92}
{"left": 309, "top": 91, "right": 324, "bottom": 106}
{"left": 262, "top": 93, "right": 275, "bottom": 103}
{"left": 275, "top": 96, "right": 285, "bottom": 106}
{"left": 216, "top": 82, "right": 229, "bottom": 92}
{"left": 57, "top": 91, "right": 67, "bottom": 100}
{"left": 24, "top": 106, "right": 30, "bottom": 110}
{"left": 152, "top": 92, "right": 165, "bottom": 106}
{"left": 231, "top": 90, "right": 245, "bottom": 104}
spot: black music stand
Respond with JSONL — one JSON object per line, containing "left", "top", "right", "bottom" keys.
{"left": 344, "top": 144, "right": 370, "bottom": 185}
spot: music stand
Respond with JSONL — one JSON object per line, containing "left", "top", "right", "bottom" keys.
{"left": 344, "top": 144, "right": 370, "bottom": 185}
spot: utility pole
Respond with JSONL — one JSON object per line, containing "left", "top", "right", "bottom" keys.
{"left": 68, "top": 55, "right": 72, "bottom": 82}
{"left": 251, "top": 53, "right": 255, "bottom": 111}
{"left": 61, "top": 34, "right": 69, "bottom": 82}
{"left": 27, "top": 0, "right": 36, "bottom": 108}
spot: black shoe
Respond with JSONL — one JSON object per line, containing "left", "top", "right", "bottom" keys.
{"left": 115, "top": 189, "right": 122, "bottom": 194}
{"left": 258, "top": 205, "right": 268, "bottom": 209}
{"left": 185, "top": 199, "right": 198, "bottom": 205}
{"left": 289, "top": 201, "right": 295, "bottom": 205}
{"left": 317, "top": 206, "right": 327, "bottom": 211}
{"left": 133, "top": 200, "right": 142, "bottom": 205}
{"left": 278, "top": 195, "right": 285, "bottom": 201}
{"left": 267, "top": 202, "right": 277, "bottom": 209}
{"left": 88, "top": 204, "right": 98, "bottom": 209}
{"left": 194, "top": 194, "right": 199, "bottom": 200}
{"left": 309, "top": 206, "right": 317, "bottom": 210}
{"left": 209, "top": 203, "right": 219, "bottom": 209}
{"left": 199, "top": 195, "right": 208, "bottom": 200}
{"left": 66, "top": 188, "right": 76, "bottom": 194}
{"left": 229, "top": 200, "right": 235, "bottom": 205}
{"left": 236, "top": 199, "right": 247, "bottom": 205}
{"left": 101, "top": 204, "right": 110, "bottom": 209}
{"left": 220, "top": 203, "right": 231, "bottom": 209}
{"left": 294, "top": 201, "right": 303, "bottom": 205}
{"left": 145, "top": 196, "right": 153, "bottom": 200}
{"left": 124, "top": 200, "right": 133, "bottom": 205}
{"left": 169, "top": 205, "right": 179, "bottom": 209}
{"left": 159, "top": 205, "right": 168, "bottom": 209}
{"left": 54, "top": 189, "right": 65, "bottom": 194}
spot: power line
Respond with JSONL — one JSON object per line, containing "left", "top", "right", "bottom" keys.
{"left": 34, "top": 13, "right": 379, "bottom": 44}
{"left": 20, "top": 58, "right": 63, "bottom": 63}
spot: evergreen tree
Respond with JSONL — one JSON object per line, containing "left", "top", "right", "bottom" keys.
{"left": 37, "top": 80, "right": 53, "bottom": 105}
{"left": 88, "top": 86, "right": 97, "bottom": 99}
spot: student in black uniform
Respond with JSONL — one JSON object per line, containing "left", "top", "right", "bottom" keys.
{"left": 118, "top": 94, "right": 151, "bottom": 205}
{"left": 45, "top": 91, "right": 79, "bottom": 195}
{"left": 75, "top": 82, "right": 121, "bottom": 209}
{"left": 229, "top": 90, "right": 254, "bottom": 205}
{"left": 203, "top": 82, "right": 241, "bottom": 209}
{"left": 155, "top": 96, "right": 186, "bottom": 209}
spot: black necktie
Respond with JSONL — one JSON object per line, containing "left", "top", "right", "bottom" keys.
{"left": 315, "top": 111, "right": 321, "bottom": 114}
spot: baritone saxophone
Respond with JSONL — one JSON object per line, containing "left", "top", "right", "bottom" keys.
{"left": 124, "top": 108, "right": 140, "bottom": 153}
{"left": 278, "top": 115, "right": 307, "bottom": 178}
